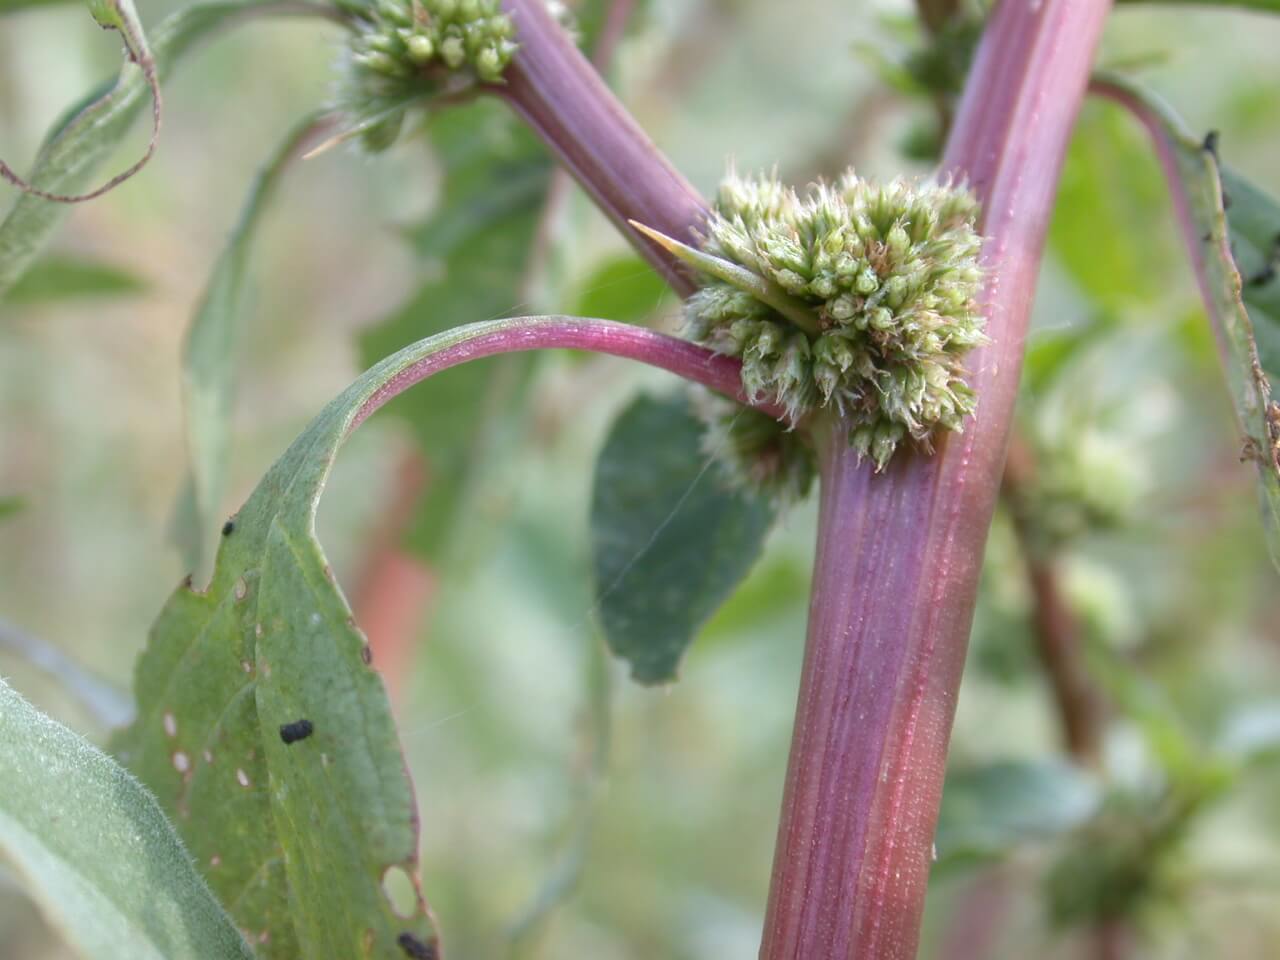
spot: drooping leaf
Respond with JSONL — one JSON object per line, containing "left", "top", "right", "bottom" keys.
{"left": 174, "top": 117, "right": 321, "bottom": 577}
{"left": 0, "top": 0, "right": 328, "bottom": 298}
{"left": 933, "top": 760, "right": 1102, "bottom": 872}
{"left": 118, "top": 314, "right": 720, "bottom": 957}
{"left": 113, "top": 343, "right": 499, "bottom": 958}
{"left": 589, "top": 392, "right": 776, "bottom": 684}
{"left": 0, "top": 677, "right": 253, "bottom": 960}
{"left": 3, "top": 253, "right": 146, "bottom": 304}
{"left": 359, "top": 100, "right": 552, "bottom": 560}
{"left": 1095, "top": 74, "right": 1280, "bottom": 571}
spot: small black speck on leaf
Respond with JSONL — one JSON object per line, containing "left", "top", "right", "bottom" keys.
{"left": 396, "top": 932, "right": 437, "bottom": 959}
{"left": 222, "top": 519, "right": 235, "bottom": 536}
{"left": 279, "top": 719, "right": 314, "bottom": 744}
{"left": 361, "top": 644, "right": 373, "bottom": 666}
{"left": 1201, "top": 231, "right": 1212, "bottom": 244}
{"left": 1202, "top": 129, "right": 1220, "bottom": 159}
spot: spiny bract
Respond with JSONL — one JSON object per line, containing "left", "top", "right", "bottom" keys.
{"left": 683, "top": 168, "right": 987, "bottom": 470}
{"left": 339, "top": 0, "right": 518, "bottom": 150}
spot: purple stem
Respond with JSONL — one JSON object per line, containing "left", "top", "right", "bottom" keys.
{"left": 759, "top": 2, "right": 1111, "bottom": 958}
{"left": 350, "top": 316, "right": 782, "bottom": 432}
{"left": 497, "top": 0, "right": 709, "bottom": 296}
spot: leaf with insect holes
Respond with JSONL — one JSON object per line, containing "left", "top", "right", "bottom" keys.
{"left": 0, "top": 677, "right": 254, "bottom": 960}
{"left": 590, "top": 392, "right": 776, "bottom": 684}
{"left": 111, "top": 337, "right": 479, "bottom": 958}
{"left": 116, "top": 314, "right": 731, "bottom": 956}
{"left": 1096, "top": 74, "right": 1280, "bottom": 572}
{"left": 173, "top": 116, "right": 322, "bottom": 578}
{"left": 0, "top": 0, "right": 321, "bottom": 298}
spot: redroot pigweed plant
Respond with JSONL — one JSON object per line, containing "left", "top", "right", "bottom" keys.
{"left": 2, "top": 0, "right": 1280, "bottom": 958}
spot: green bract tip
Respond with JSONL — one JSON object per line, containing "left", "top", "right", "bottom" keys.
{"left": 656, "top": 168, "right": 987, "bottom": 471}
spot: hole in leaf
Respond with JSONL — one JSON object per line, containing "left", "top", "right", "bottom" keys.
{"left": 381, "top": 864, "right": 419, "bottom": 920}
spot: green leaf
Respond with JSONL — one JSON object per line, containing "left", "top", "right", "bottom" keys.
{"left": 934, "top": 760, "right": 1102, "bottom": 871}
{"left": 3, "top": 253, "right": 146, "bottom": 304}
{"left": 175, "top": 117, "right": 320, "bottom": 577}
{"left": 1096, "top": 75, "right": 1280, "bottom": 571}
{"left": 359, "top": 101, "right": 552, "bottom": 560}
{"left": 118, "top": 325, "right": 603, "bottom": 958}
{"left": 0, "top": 676, "right": 253, "bottom": 960}
{"left": 589, "top": 392, "right": 776, "bottom": 685}
{"left": 0, "top": 0, "right": 322, "bottom": 299}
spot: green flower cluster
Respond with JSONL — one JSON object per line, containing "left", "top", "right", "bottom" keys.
{"left": 682, "top": 169, "right": 987, "bottom": 470}
{"left": 693, "top": 391, "right": 816, "bottom": 503}
{"left": 340, "top": 0, "right": 517, "bottom": 150}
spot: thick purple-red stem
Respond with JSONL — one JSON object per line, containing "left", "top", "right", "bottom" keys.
{"left": 498, "top": 0, "right": 708, "bottom": 295}
{"left": 759, "top": 2, "right": 1111, "bottom": 958}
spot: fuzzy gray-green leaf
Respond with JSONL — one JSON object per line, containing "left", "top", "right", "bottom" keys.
{"left": 0, "top": 677, "right": 254, "bottom": 960}
{"left": 590, "top": 392, "right": 776, "bottom": 684}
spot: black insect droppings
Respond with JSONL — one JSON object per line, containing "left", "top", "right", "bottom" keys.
{"left": 279, "top": 719, "right": 314, "bottom": 745}
{"left": 396, "top": 932, "right": 437, "bottom": 959}
{"left": 1202, "top": 129, "right": 1220, "bottom": 160}
{"left": 222, "top": 519, "right": 235, "bottom": 536}
{"left": 361, "top": 644, "right": 373, "bottom": 666}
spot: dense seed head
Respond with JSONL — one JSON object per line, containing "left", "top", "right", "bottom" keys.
{"left": 684, "top": 168, "right": 987, "bottom": 470}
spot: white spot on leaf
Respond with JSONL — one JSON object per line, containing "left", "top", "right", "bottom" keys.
{"left": 236, "top": 768, "right": 251, "bottom": 788}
